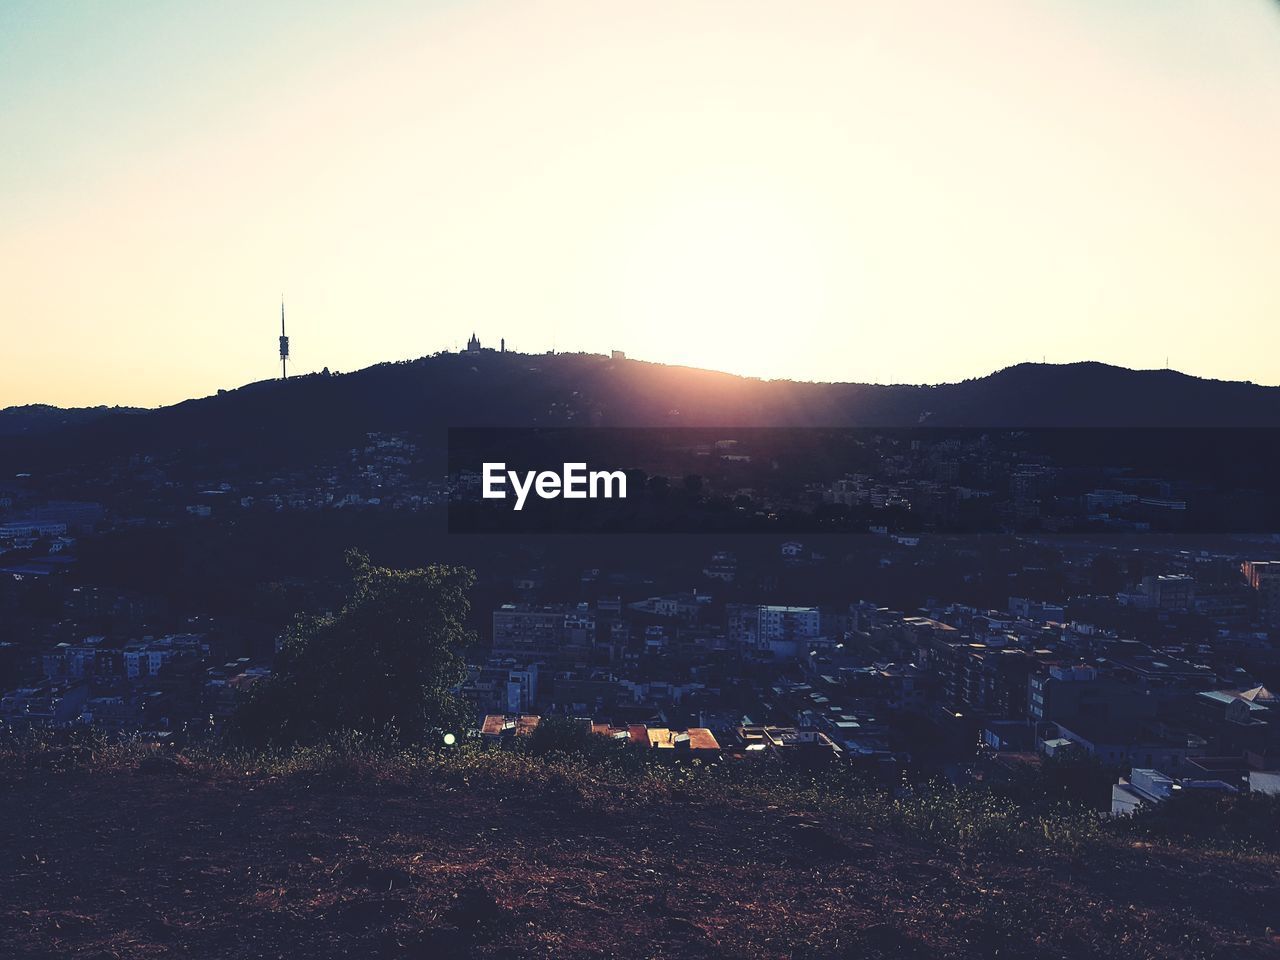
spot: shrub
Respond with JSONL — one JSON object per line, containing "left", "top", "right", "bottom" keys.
{"left": 226, "top": 551, "right": 475, "bottom": 747}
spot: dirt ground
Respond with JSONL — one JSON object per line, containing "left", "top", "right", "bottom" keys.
{"left": 2, "top": 762, "right": 1278, "bottom": 959}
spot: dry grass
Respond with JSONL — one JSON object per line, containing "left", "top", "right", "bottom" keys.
{"left": 2, "top": 735, "right": 1279, "bottom": 958}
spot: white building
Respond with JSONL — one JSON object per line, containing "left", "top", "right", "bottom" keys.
{"left": 1111, "top": 767, "right": 1235, "bottom": 816}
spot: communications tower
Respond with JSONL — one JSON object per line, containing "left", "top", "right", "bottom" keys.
{"left": 279, "top": 298, "right": 290, "bottom": 380}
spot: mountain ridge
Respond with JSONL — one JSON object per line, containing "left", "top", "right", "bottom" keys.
{"left": 0, "top": 403, "right": 146, "bottom": 437}
{"left": 3, "top": 354, "right": 1279, "bottom": 471}
{"left": 6, "top": 357, "right": 1278, "bottom": 418}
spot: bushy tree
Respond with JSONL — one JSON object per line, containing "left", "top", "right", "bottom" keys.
{"left": 228, "top": 551, "right": 475, "bottom": 746}
{"left": 1127, "top": 790, "right": 1280, "bottom": 851}
{"left": 1001, "top": 751, "right": 1115, "bottom": 812}
{"left": 523, "top": 714, "right": 642, "bottom": 769}
{"left": 525, "top": 715, "right": 598, "bottom": 756}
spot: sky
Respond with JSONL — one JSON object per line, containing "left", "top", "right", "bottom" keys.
{"left": 2, "top": 0, "right": 1279, "bottom": 408}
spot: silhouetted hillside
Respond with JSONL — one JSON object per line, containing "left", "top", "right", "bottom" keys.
{"left": 0, "top": 404, "right": 144, "bottom": 437}
{"left": 4, "top": 354, "right": 1280, "bottom": 471}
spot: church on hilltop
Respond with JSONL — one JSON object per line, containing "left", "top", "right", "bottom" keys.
{"left": 464, "top": 332, "right": 504, "bottom": 355}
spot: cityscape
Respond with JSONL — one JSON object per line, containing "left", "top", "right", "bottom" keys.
{"left": 7, "top": 349, "right": 1280, "bottom": 955}
{"left": 5, "top": 352, "right": 1280, "bottom": 804}
{"left": 6, "top": 1, "right": 1280, "bottom": 957}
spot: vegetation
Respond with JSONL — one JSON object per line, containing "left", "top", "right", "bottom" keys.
{"left": 7, "top": 551, "right": 1280, "bottom": 955}
{"left": 1121, "top": 788, "right": 1280, "bottom": 854}
{"left": 8, "top": 724, "right": 1280, "bottom": 862}
{"left": 5, "top": 728, "right": 1280, "bottom": 958}
{"left": 999, "top": 751, "right": 1118, "bottom": 812}
{"left": 226, "top": 552, "right": 475, "bottom": 747}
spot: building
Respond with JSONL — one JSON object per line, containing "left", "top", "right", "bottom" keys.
{"left": 25, "top": 500, "right": 104, "bottom": 533}
{"left": 77, "top": 695, "right": 138, "bottom": 729}
{"left": 1111, "top": 767, "right": 1235, "bottom": 816}
{"left": 628, "top": 593, "right": 704, "bottom": 620}
{"left": 730, "top": 725, "right": 843, "bottom": 765}
{"left": 492, "top": 604, "right": 586, "bottom": 661}
{"left": 462, "top": 659, "right": 540, "bottom": 715}
{"left": 702, "top": 551, "right": 737, "bottom": 583}
{"left": 480, "top": 713, "right": 541, "bottom": 744}
{"left": 478, "top": 714, "right": 719, "bottom": 756}
{"left": 463, "top": 333, "right": 505, "bottom": 354}
{"left": 0, "top": 680, "right": 89, "bottom": 727}
{"left": 1190, "top": 684, "right": 1279, "bottom": 768}
{"left": 841, "top": 663, "right": 931, "bottom": 714}
{"left": 1008, "top": 597, "right": 1066, "bottom": 622}
{"left": 1109, "top": 654, "right": 1216, "bottom": 698}
{"left": 1052, "top": 718, "right": 1208, "bottom": 773}
{"left": 1243, "top": 561, "right": 1280, "bottom": 625}
{"left": 983, "top": 720, "right": 1035, "bottom": 752}
{"left": 1132, "top": 574, "right": 1196, "bottom": 611}
{"left": 639, "top": 726, "right": 720, "bottom": 753}
{"left": 0, "top": 520, "right": 68, "bottom": 541}
{"left": 204, "top": 662, "right": 272, "bottom": 720}
{"left": 122, "top": 634, "right": 209, "bottom": 680}
{"left": 728, "top": 604, "right": 823, "bottom": 660}
{"left": 1027, "top": 664, "right": 1155, "bottom": 726}
{"left": 42, "top": 636, "right": 118, "bottom": 680}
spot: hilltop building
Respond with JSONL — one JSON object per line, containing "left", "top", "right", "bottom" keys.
{"left": 463, "top": 333, "right": 506, "bottom": 355}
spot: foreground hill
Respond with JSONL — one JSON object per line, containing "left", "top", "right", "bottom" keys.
{"left": 3, "top": 745, "right": 1278, "bottom": 960}
{"left": 4, "top": 354, "right": 1280, "bottom": 471}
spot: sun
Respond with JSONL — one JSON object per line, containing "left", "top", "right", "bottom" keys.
{"left": 604, "top": 172, "right": 846, "bottom": 380}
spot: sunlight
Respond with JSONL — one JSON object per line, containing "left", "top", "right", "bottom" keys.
{"left": 609, "top": 174, "right": 842, "bottom": 380}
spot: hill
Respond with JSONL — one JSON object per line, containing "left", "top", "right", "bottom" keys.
{"left": 3, "top": 742, "right": 1278, "bottom": 960}
{"left": 4, "top": 354, "right": 1280, "bottom": 473}
{"left": 0, "top": 403, "right": 145, "bottom": 437}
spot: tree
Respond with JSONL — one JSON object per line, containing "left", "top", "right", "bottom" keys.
{"left": 524, "top": 714, "right": 639, "bottom": 767}
{"left": 228, "top": 551, "right": 475, "bottom": 746}
{"left": 1002, "top": 751, "right": 1115, "bottom": 812}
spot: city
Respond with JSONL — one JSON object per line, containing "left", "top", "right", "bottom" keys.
{"left": 6, "top": 1, "right": 1280, "bottom": 955}
{"left": 4, "top": 354, "right": 1280, "bottom": 823}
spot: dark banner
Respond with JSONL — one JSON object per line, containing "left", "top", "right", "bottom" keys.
{"left": 446, "top": 427, "right": 1280, "bottom": 535}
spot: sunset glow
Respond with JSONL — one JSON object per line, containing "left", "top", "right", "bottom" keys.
{"left": 3, "top": 0, "right": 1280, "bottom": 406}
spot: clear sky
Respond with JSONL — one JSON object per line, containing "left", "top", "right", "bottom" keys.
{"left": 3, "top": 0, "right": 1279, "bottom": 408}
